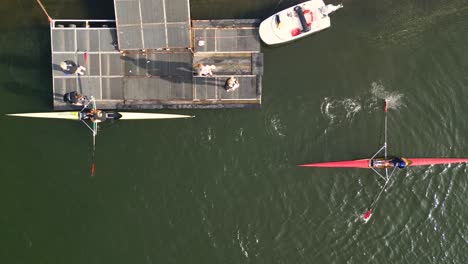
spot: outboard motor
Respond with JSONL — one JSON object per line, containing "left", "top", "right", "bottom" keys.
{"left": 293, "top": 6, "right": 310, "bottom": 33}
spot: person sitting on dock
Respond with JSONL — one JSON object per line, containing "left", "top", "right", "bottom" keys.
{"left": 60, "top": 60, "right": 86, "bottom": 75}
{"left": 63, "top": 91, "right": 87, "bottom": 106}
{"left": 225, "top": 77, "right": 240, "bottom": 92}
{"left": 195, "top": 63, "right": 216, "bottom": 77}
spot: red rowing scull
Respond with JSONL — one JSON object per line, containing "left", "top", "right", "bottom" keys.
{"left": 299, "top": 157, "right": 468, "bottom": 168}
{"left": 300, "top": 100, "right": 468, "bottom": 223}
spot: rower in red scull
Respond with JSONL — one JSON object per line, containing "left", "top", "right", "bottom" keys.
{"left": 300, "top": 100, "right": 468, "bottom": 223}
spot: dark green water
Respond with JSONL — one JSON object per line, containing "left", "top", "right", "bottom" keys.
{"left": 1, "top": 0, "right": 468, "bottom": 263}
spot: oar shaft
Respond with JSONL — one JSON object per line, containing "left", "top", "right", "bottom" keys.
{"left": 384, "top": 100, "right": 388, "bottom": 159}
{"left": 36, "top": 0, "right": 53, "bottom": 22}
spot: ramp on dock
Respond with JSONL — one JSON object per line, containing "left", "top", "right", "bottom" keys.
{"left": 113, "top": 0, "right": 191, "bottom": 50}
{"left": 192, "top": 20, "right": 261, "bottom": 53}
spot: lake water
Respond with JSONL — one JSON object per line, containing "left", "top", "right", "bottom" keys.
{"left": 1, "top": 0, "right": 467, "bottom": 263}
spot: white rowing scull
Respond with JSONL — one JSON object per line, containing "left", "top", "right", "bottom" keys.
{"left": 7, "top": 97, "right": 194, "bottom": 175}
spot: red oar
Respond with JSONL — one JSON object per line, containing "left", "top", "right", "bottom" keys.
{"left": 91, "top": 130, "right": 96, "bottom": 176}
{"left": 362, "top": 209, "right": 372, "bottom": 223}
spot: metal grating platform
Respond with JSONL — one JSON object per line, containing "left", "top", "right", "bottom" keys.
{"left": 114, "top": 0, "right": 191, "bottom": 50}
{"left": 50, "top": 19, "right": 262, "bottom": 110}
{"left": 192, "top": 19, "right": 261, "bottom": 53}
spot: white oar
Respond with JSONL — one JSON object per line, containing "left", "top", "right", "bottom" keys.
{"left": 384, "top": 100, "right": 389, "bottom": 180}
{"left": 90, "top": 98, "right": 98, "bottom": 176}
{"left": 91, "top": 121, "right": 97, "bottom": 176}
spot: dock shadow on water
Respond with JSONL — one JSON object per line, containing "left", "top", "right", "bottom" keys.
{"left": 120, "top": 54, "right": 221, "bottom": 86}
{"left": 121, "top": 55, "right": 192, "bottom": 78}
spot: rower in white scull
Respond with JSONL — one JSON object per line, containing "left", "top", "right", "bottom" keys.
{"left": 7, "top": 93, "right": 194, "bottom": 176}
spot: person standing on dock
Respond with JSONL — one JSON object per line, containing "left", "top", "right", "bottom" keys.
{"left": 195, "top": 63, "right": 215, "bottom": 77}
{"left": 60, "top": 60, "right": 86, "bottom": 75}
{"left": 225, "top": 77, "right": 240, "bottom": 92}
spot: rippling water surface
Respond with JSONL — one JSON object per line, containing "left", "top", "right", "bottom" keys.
{"left": 1, "top": 0, "right": 467, "bottom": 263}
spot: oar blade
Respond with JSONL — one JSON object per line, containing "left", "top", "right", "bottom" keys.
{"left": 362, "top": 210, "right": 372, "bottom": 223}
{"left": 91, "top": 163, "right": 95, "bottom": 176}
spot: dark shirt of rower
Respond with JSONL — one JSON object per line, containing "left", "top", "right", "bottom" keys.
{"left": 392, "top": 158, "right": 407, "bottom": 168}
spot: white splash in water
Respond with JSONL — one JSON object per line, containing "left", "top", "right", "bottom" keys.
{"left": 205, "top": 127, "right": 215, "bottom": 141}
{"left": 433, "top": 193, "right": 440, "bottom": 209}
{"left": 235, "top": 128, "right": 245, "bottom": 142}
{"left": 320, "top": 81, "right": 404, "bottom": 127}
{"left": 370, "top": 81, "right": 404, "bottom": 110}
{"left": 343, "top": 98, "right": 362, "bottom": 118}
{"left": 320, "top": 97, "right": 362, "bottom": 125}
{"left": 269, "top": 114, "right": 286, "bottom": 137}
{"left": 237, "top": 229, "right": 249, "bottom": 258}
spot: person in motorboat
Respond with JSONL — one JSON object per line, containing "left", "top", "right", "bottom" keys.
{"left": 63, "top": 91, "right": 87, "bottom": 106}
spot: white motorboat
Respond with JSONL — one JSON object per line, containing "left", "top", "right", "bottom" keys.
{"left": 259, "top": 0, "right": 343, "bottom": 45}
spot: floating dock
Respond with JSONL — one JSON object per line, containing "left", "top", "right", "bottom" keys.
{"left": 50, "top": 0, "right": 263, "bottom": 110}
